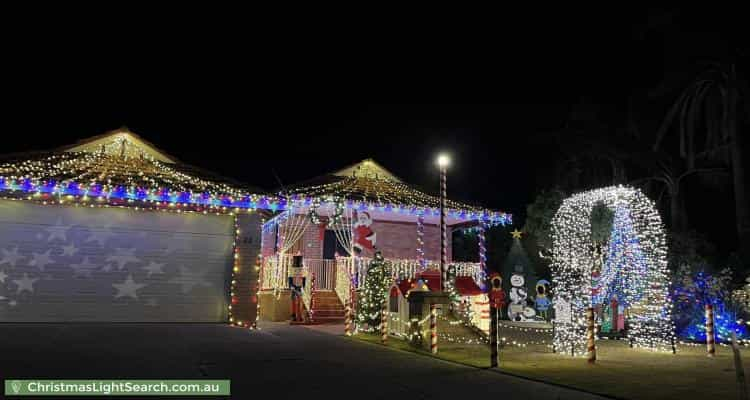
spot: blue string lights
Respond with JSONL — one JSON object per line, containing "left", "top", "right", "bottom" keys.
{"left": 0, "top": 176, "right": 511, "bottom": 224}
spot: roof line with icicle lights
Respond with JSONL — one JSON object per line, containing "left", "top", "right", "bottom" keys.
{"left": 274, "top": 159, "right": 511, "bottom": 226}
{"left": 0, "top": 131, "right": 511, "bottom": 224}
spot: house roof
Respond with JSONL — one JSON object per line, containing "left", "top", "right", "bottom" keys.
{"left": 394, "top": 273, "right": 483, "bottom": 298}
{"left": 282, "top": 159, "right": 493, "bottom": 213}
{"left": 455, "top": 276, "right": 483, "bottom": 296}
{"left": 0, "top": 127, "right": 264, "bottom": 200}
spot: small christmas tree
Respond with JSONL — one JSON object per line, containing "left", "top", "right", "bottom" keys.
{"left": 501, "top": 229, "right": 538, "bottom": 296}
{"left": 356, "top": 252, "right": 392, "bottom": 332}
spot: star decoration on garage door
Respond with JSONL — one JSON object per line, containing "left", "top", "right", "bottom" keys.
{"left": 169, "top": 265, "right": 212, "bottom": 294}
{"left": 112, "top": 274, "right": 146, "bottom": 299}
{"left": 45, "top": 218, "right": 71, "bottom": 243}
{"left": 0, "top": 208, "right": 231, "bottom": 319}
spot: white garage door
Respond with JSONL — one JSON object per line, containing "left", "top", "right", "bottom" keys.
{"left": 0, "top": 200, "right": 233, "bottom": 322}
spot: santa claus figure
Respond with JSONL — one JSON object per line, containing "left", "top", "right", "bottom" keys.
{"left": 353, "top": 211, "right": 376, "bottom": 254}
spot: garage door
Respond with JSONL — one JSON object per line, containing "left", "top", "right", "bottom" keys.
{"left": 0, "top": 200, "right": 233, "bottom": 322}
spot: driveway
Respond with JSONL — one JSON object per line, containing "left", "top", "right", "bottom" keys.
{"left": 0, "top": 322, "right": 607, "bottom": 399}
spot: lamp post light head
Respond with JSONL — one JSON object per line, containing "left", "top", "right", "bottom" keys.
{"left": 436, "top": 154, "right": 451, "bottom": 169}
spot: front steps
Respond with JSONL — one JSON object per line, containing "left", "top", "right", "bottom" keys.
{"left": 291, "top": 291, "right": 346, "bottom": 325}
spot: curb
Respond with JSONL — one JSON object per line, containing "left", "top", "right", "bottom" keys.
{"left": 345, "top": 335, "right": 625, "bottom": 400}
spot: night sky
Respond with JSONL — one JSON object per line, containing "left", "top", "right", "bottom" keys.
{"left": 3, "top": 7, "right": 743, "bottom": 229}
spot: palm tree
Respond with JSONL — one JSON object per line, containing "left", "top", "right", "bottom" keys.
{"left": 651, "top": 62, "right": 748, "bottom": 266}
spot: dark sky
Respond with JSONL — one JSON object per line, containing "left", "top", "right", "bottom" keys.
{"left": 2, "top": 6, "right": 742, "bottom": 226}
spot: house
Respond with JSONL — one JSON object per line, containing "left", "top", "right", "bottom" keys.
{"left": 0, "top": 129, "right": 510, "bottom": 328}
{"left": 258, "top": 159, "right": 510, "bottom": 325}
{"left": 0, "top": 128, "right": 274, "bottom": 325}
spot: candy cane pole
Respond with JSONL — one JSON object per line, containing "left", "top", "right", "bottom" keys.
{"left": 430, "top": 304, "right": 438, "bottom": 354}
{"left": 309, "top": 272, "right": 316, "bottom": 323}
{"left": 344, "top": 302, "right": 352, "bottom": 336}
{"left": 478, "top": 221, "right": 487, "bottom": 288}
{"left": 490, "top": 303, "right": 498, "bottom": 367}
{"left": 381, "top": 303, "right": 388, "bottom": 344}
{"left": 439, "top": 163, "right": 447, "bottom": 292}
{"left": 350, "top": 285, "right": 357, "bottom": 335}
{"left": 586, "top": 307, "right": 596, "bottom": 363}
{"left": 706, "top": 304, "right": 716, "bottom": 357}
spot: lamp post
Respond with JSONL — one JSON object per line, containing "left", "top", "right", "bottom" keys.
{"left": 436, "top": 153, "right": 450, "bottom": 292}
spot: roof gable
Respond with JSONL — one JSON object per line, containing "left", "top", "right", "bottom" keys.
{"left": 331, "top": 159, "right": 402, "bottom": 182}
{"left": 62, "top": 127, "right": 178, "bottom": 164}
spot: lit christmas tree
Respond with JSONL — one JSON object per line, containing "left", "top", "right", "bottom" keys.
{"left": 501, "top": 230, "right": 538, "bottom": 298}
{"left": 595, "top": 205, "right": 649, "bottom": 307}
{"left": 356, "top": 252, "right": 392, "bottom": 332}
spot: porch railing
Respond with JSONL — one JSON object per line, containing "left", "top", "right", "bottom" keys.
{"left": 261, "top": 254, "right": 482, "bottom": 293}
{"left": 261, "top": 255, "right": 338, "bottom": 291}
{"left": 335, "top": 256, "right": 356, "bottom": 306}
{"left": 306, "top": 259, "right": 336, "bottom": 290}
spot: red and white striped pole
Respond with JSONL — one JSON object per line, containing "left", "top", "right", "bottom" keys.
{"left": 344, "top": 302, "right": 352, "bottom": 336}
{"left": 706, "top": 304, "right": 716, "bottom": 357}
{"left": 309, "top": 272, "right": 316, "bottom": 323}
{"left": 586, "top": 307, "right": 596, "bottom": 363}
{"left": 430, "top": 304, "right": 438, "bottom": 354}
{"left": 350, "top": 279, "right": 357, "bottom": 334}
{"left": 439, "top": 162, "right": 447, "bottom": 292}
{"left": 381, "top": 303, "right": 388, "bottom": 344}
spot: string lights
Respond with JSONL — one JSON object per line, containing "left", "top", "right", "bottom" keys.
{"left": 0, "top": 134, "right": 266, "bottom": 330}
{"left": 551, "top": 185, "right": 675, "bottom": 355}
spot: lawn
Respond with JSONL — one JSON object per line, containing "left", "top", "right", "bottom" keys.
{"left": 351, "top": 332, "right": 748, "bottom": 400}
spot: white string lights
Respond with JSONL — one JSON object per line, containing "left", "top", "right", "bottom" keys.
{"left": 551, "top": 186, "right": 675, "bottom": 354}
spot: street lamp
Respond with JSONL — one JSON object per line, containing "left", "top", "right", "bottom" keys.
{"left": 436, "top": 153, "right": 450, "bottom": 292}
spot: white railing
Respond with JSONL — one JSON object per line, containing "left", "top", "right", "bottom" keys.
{"left": 261, "top": 254, "right": 483, "bottom": 293}
{"left": 262, "top": 255, "right": 338, "bottom": 291}
{"left": 306, "top": 259, "right": 336, "bottom": 291}
{"left": 335, "top": 256, "right": 356, "bottom": 306}
{"left": 261, "top": 254, "right": 293, "bottom": 290}
{"left": 452, "top": 262, "right": 484, "bottom": 283}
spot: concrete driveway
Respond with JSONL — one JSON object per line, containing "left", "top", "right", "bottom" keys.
{"left": 0, "top": 322, "right": 607, "bottom": 399}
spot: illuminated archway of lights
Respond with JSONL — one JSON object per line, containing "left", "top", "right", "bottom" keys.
{"left": 551, "top": 185, "right": 675, "bottom": 354}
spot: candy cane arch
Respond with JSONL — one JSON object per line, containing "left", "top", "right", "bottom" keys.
{"left": 550, "top": 185, "right": 675, "bottom": 354}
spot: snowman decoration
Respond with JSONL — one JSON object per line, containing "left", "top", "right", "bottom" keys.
{"left": 508, "top": 273, "right": 536, "bottom": 321}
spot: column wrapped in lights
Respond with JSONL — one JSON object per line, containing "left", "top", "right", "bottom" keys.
{"left": 477, "top": 219, "right": 488, "bottom": 290}
{"left": 416, "top": 211, "right": 425, "bottom": 270}
{"left": 229, "top": 215, "right": 243, "bottom": 327}
{"left": 550, "top": 185, "right": 675, "bottom": 355}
